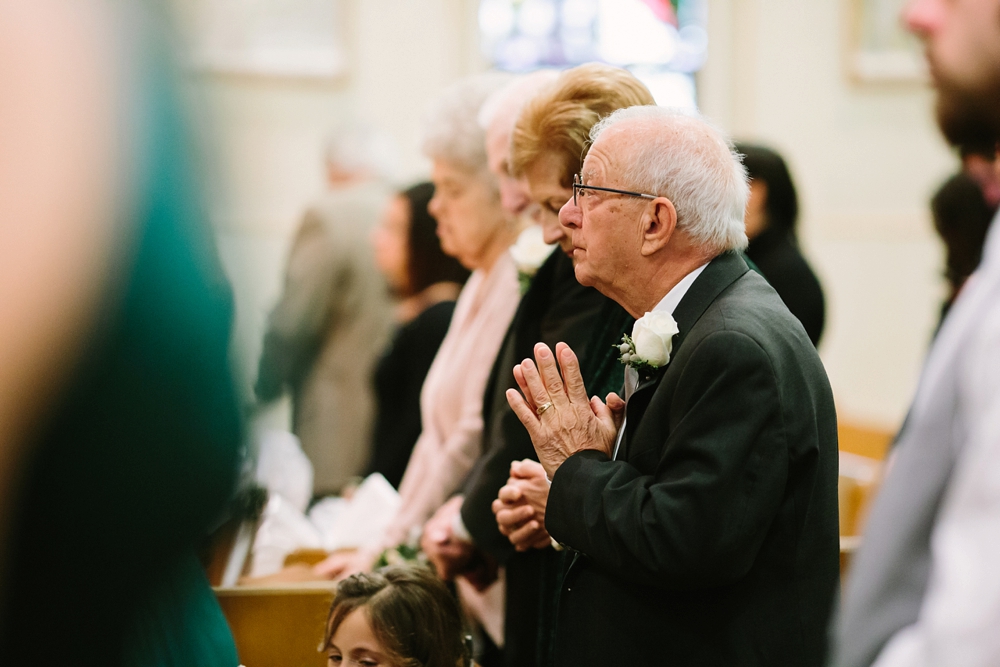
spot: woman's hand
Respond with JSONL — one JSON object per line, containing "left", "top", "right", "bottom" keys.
{"left": 492, "top": 460, "right": 555, "bottom": 551}
{"left": 421, "top": 496, "right": 476, "bottom": 580}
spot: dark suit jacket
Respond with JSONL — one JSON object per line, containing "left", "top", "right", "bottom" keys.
{"left": 366, "top": 300, "right": 455, "bottom": 488}
{"left": 461, "top": 249, "right": 632, "bottom": 667}
{"left": 546, "top": 252, "right": 840, "bottom": 667}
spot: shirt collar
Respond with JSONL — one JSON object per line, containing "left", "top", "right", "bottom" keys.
{"left": 650, "top": 263, "right": 709, "bottom": 316}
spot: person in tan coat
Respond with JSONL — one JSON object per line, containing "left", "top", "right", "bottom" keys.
{"left": 255, "top": 129, "right": 397, "bottom": 496}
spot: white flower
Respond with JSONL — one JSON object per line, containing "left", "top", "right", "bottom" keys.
{"left": 630, "top": 311, "right": 679, "bottom": 368}
{"left": 509, "top": 224, "right": 555, "bottom": 277}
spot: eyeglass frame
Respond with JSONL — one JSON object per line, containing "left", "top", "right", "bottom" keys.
{"left": 572, "top": 173, "right": 658, "bottom": 207}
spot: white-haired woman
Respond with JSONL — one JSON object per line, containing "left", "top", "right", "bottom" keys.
{"left": 315, "top": 74, "right": 523, "bottom": 581}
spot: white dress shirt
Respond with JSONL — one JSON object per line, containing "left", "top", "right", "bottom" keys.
{"left": 871, "top": 211, "right": 1000, "bottom": 667}
{"left": 612, "top": 263, "right": 708, "bottom": 460}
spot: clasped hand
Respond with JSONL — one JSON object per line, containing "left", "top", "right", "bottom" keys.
{"left": 505, "top": 342, "right": 625, "bottom": 479}
{"left": 420, "top": 496, "right": 475, "bottom": 580}
{"left": 492, "top": 459, "right": 552, "bottom": 551}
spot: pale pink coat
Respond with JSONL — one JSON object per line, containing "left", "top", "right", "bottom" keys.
{"left": 380, "top": 250, "right": 520, "bottom": 551}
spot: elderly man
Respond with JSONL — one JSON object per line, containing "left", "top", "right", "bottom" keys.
{"left": 506, "top": 107, "right": 840, "bottom": 666}
{"left": 831, "top": 2, "right": 1000, "bottom": 666}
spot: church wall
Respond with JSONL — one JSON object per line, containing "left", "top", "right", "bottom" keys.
{"left": 700, "top": 0, "right": 954, "bottom": 431}
{"left": 183, "top": 0, "right": 952, "bottom": 433}
{"left": 175, "top": 0, "right": 481, "bottom": 418}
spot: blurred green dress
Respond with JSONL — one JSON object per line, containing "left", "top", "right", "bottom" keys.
{"left": 0, "top": 6, "right": 242, "bottom": 666}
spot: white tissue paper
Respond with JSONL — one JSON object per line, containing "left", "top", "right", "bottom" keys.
{"left": 254, "top": 429, "right": 313, "bottom": 514}
{"left": 248, "top": 467, "right": 401, "bottom": 577}
{"left": 248, "top": 493, "right": 323, "bottom": 577}
{"left": 309, "top": 473, "right": 401, "bottom": 552}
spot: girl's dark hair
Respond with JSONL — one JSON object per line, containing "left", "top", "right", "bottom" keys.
{"left": 735, "top": 143, "right": 800, "bottom": 235}
{"left": 401, "top": 182, "right": 470, "bottom": 297}
{"left": 324, "top": 566, "right": 468, "bottom": 667}
{"left": 931, "top": 171, "right": 995, "bottom": 289}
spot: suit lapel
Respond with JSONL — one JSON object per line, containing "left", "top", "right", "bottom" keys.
{"left": 515, "top": 250, "right": 561, "bottom": 351}
{"left": 480, "top": 252, "right": 558, "bottom": 425}
{"left": 621, "top": 252, "right": 750, "bottom": 459}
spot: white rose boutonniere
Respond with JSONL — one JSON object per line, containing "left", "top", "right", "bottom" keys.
{"left": 509, "top": 224, "right": 556, "bottom": 294}
{"left": 617, "top": 311, "right": 679, "bottom": 379}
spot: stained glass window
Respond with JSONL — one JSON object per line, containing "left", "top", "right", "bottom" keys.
{"left": 479, "top": 0, "right": 707, "bottom": 108}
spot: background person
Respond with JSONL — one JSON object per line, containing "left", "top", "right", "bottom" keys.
{"left": 930, "top": 170, "right": 996, "bottom": 319}
{"left": 736, "top": 142, "right": 826, "bottom": 346}
{"left": 254, "top": 126, "right": 397, "bottom": 496}
{"left": 365, "top": 181, "right": 470, "bottom": 489}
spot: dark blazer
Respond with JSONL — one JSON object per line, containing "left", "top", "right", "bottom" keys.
{"left": 461, "top": 248, "right": 631, "bottom": 667}
{"left": 746, "top": 227, "right": 826, "bottom": 346}
{"left": 366, "top": 300, "right": 455, "bottom": 488}
{"left": 546, "top": 252, "right": 840, "bottom": 667}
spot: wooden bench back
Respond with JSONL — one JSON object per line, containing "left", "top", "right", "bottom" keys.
{"left": 215, "top": 584, "right": 335, "bottom": 667}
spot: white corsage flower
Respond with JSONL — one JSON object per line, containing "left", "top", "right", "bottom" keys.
{"left": 616, "top": 311, "right": 679, "bottom": 379}
{"left": 509, "top": 224, "right": 556, "bottom": 293}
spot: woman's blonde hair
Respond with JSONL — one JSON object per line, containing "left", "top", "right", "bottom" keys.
{"left": 509, "top": 63, "right": 655, "bottom": 186}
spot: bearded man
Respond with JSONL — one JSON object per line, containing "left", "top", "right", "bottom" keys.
{"left": 831, "top": 2, "right": 1000, "bottom": 666}
{"left": 506, "top": 106, "right": 840, "bottom": 666}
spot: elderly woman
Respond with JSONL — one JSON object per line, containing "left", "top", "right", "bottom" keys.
{"left": 421, "top": 63, "right": 656, "bottom": 667}
{"left": 315, "top": 73, "right": 522, "bottom": 580}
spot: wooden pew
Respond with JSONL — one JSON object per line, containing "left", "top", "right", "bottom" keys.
{"left": 838, "top": 422, "right": 894, "bottom": 461}
{"left": 215, "top": 583, "right": 335, "bottom": 667}
{"left": 209, "top": 421, "right": 895, "bottom": 663}
{"left": 837, "top": 421, "right": 894, "bottom": 578}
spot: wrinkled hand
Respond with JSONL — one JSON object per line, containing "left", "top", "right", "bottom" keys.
{"left": 492, "top": 459, "right": 552, "bottom": 551}
{"left": 312, "top": 547, "right": 375, "bottom": 581}
{"left": 506, "top": 342, "right": 625, "bottom": 478}
{"left": 421, "top": 496, "right": 476, "bottom": 580}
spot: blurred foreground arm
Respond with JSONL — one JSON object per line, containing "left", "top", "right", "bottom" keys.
{"left": 0, "top": 0, "right": 119, "bottom": 589}
{"left": 871, "top": 331, "right": 1000, "bottom": 667}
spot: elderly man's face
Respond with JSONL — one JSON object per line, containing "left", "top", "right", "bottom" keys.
{"left": 486, "top": 122, "right": 532, "bottom": 216}
{"left": 904, "top": 0, "right": 1000, "bottom": 143}
{"left": 558, "top": 133, "right": 645, "bottom": 291}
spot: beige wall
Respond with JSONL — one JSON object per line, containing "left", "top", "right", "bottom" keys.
{"left": 189, "top": 0, "right": 956, "bottom": 432}
{"left": 177, "top": 0, "right": 482, "bottom": 406}
{"left": 700, "top": 0, "right": 956, "bottom": 431}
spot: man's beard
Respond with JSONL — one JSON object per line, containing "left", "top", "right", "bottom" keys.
{"left": 935, "top": 77, "right": 1000, "bottom": 152}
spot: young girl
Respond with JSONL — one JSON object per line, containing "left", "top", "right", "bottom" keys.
{"left": 324, "top": 566, "right": 470, "bottom": 667}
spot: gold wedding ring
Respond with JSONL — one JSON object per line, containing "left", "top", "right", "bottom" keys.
{"left": 536, "top": 401, "right": 553, "bottom": 416}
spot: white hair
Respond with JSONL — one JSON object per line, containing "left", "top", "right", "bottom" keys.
{"left": 477, "top": 69, "right": 560, "bottom": 132}
{"left": 421, "top": 73, "right": 513, "bottom": 173}
{"left": 324, "top": 124, "right": 401, "bottom": 183}
{"left": 589, "top": 106, "right": 750, "bottom": 253}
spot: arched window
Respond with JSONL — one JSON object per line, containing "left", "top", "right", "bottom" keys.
{"left": 479, "top": 0, "right": 707, "bottom": 108}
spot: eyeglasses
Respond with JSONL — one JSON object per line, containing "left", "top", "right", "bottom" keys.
{"left": 573, "top": 173, "right": 657, "bottom": 207}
